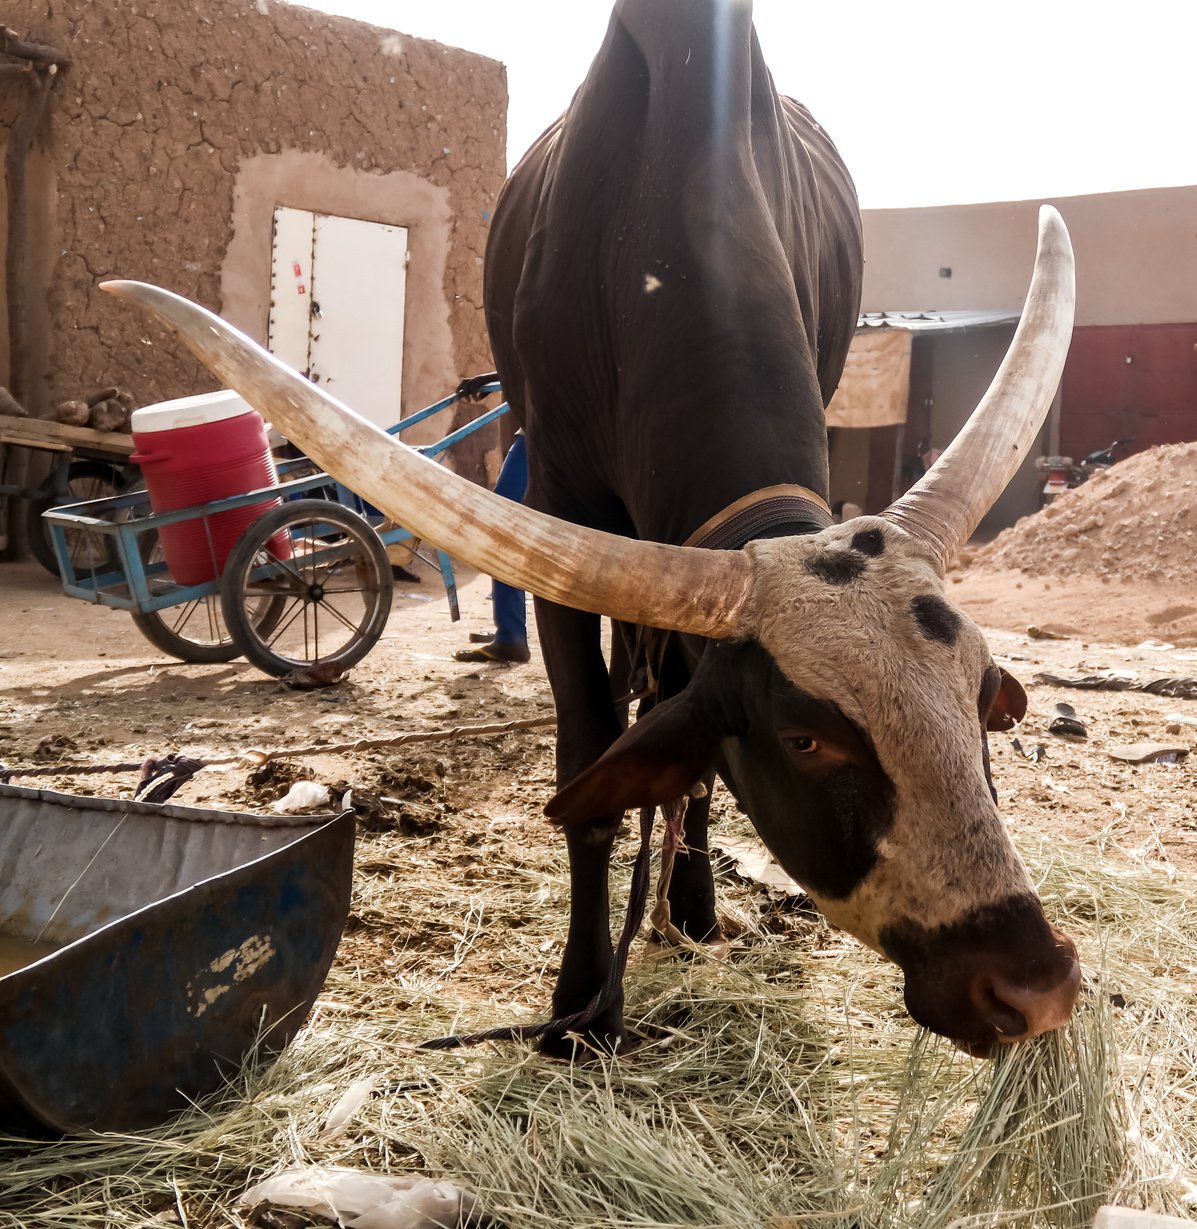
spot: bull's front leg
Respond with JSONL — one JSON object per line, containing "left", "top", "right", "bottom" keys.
{"left": 535, "top": 596, "right": 627, "bottom": 1055}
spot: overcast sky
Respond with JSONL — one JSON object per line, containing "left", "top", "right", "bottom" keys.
{"left": 288, "top": 0, "right": 1194, "bottom": 210}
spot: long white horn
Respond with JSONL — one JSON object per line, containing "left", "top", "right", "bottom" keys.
{"left": 101, "top": 281, "right": 752, "bottom": 639}
{"left": 882, "top": 206, "right": 1075, "bottom": 568}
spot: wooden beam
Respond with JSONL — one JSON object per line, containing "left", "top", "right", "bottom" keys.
{"left": 0, "top": 414, "right": 136, "bottom": 458}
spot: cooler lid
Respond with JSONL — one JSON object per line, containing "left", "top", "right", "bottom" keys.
{"left": 130, "top": 390, "right": 258, "bottom": 434}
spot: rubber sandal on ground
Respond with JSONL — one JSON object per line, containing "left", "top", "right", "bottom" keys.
{"left": 1047, "top": 703, "right": 1087, "bottom": 740}
{"left": 453, "top": 641, "right": 531, "bottom": 664}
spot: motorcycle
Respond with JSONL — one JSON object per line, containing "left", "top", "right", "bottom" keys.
{"left": 1035, "top": 437, "right": 1134, "bottom": 503}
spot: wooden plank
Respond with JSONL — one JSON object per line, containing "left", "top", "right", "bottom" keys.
{"left": 1094, "top": 1206, "right": 1196, "bottom": 1228}
{"left": 0, "top": 414, "right": 136, "bottom": 457}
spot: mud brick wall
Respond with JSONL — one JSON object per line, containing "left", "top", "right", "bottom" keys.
{"left": 3, "top": 0, "right": 507, "bottom": 476}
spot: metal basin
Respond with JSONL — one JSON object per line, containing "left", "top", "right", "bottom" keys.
{"left": 0, "top": 783, "right": 353, "bottom": 1134}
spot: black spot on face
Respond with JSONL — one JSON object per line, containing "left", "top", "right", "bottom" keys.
{"left": 714, "top": 644, "right": 895, "bottom": 901}
{"left": 805, "top": 550, "right": 866, "bottom": 585}
{"left": 911, "top": 594, "right": 961, "bottom": 645}
{"left": 850, "top": 528, "right": 886, "bottom": 557}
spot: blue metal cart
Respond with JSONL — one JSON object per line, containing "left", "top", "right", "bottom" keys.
{"left": 41, "top": 386, "right": 507, "bottom": 677}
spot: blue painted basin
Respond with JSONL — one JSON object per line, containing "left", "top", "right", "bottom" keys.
{"left": 0, "top": 784, "right": 353, "bottom": 1134}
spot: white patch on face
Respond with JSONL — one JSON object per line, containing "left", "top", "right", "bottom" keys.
{"left": 739, "top": 517, "right": 1034, "bottom": 949}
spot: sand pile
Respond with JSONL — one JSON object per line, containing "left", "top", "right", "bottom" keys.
{"left": 970, "top": 441, "right": 1197, "bottom": 585}
{"left": 950, "top": 441, "right": 1197, "bottom": 646}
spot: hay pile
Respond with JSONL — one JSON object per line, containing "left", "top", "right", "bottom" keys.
{"left": 971, "top": 442, "right": 1197, "bottom": 585}
{"left": 2, "top": 811, "right": 1195, "bottom": 1229}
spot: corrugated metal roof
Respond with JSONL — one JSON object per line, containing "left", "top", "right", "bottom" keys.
{"left": 857, "top": 309, "right": 1020, "bottom": 333}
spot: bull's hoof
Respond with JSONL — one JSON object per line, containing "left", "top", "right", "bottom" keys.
{"left": 537, "top": 998, "right": 625, "bottom": 1060}
{"left": 538, "top": 1026, "right": 625, "bottom": 1060}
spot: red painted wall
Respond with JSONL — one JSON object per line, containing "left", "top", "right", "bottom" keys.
{"left": 1060, "top": 323, "right": 1197, "bottom": 460}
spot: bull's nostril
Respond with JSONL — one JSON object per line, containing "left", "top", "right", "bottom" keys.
{"left": 969, "top": 949, "right": 1081, "bottom": 1044}
{"left": 969, "top": 975, "right": 1030, "bottom": 1041}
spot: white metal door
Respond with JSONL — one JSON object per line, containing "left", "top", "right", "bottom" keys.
{"left": 268, "top": 209, "right": 408, "bottom": 430}
{"left": 268, "top": 206, "right": 316, "bottom": 379}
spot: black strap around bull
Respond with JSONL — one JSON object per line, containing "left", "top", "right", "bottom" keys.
{"left": 633, "top": 484, "right": 833, "bottom": 698}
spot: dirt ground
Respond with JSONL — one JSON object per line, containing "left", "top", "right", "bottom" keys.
{"left": 1, "top": 548, "right": 1194, "bottom": 894}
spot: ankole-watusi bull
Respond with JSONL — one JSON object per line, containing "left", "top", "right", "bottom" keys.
{"left": 105, "top": 0, "right": 1079, "bottom": 1056}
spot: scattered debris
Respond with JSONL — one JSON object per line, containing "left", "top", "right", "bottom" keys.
{"left": 1095, "top": 1205, "right": 1197, "bottom": 1228}
{"left": 1047, "top": 703, "right": 1087, "bottom": 740}
{"left": 1106, "top": 743, "right": 1190, "bottom": 766}
{"left": 1010, "top": 737, "right": 1047, "bottom": 763}
{"left": 713, "top": 833, "right": 807, "bottom": 900}
{"left": 280, "top": 660, "right": 351, "bottom": 690}
{"left": 33, "top": 733, "right": 77, "bottom": 758}
{"left": 270, "top": 780, "right": 332, "bottom": 813}
{"left": 1026, "top": 625, "right": 1066, "bottom": 640}
{"left": 1032, "top": 673, "right": 1197, "bottom": 700}
{"left": 135, "top": 753, "right": 205, "bottom": 803}
{"left": 317, "top": 1077, "right": 379, "bottom": 1143}
{"left": 238, "top": 1166, "right": 482, "bottom": 1229}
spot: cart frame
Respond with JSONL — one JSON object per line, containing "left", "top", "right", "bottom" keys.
{"left": 42, "top": 385, "right": 507, "bottom": 672}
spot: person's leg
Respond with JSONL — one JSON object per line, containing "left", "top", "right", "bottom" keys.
{"left": 455, "top": 433, "right": 530, "bottom": 663}
{"left": 491, "top": 580, "right": 526, "bottom": 649}
{"left": 490, "top": 434, "right": 528, "bottom": 649}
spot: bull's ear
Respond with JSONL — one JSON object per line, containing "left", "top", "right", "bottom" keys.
{"left": 545, "top": 692, "right": 721, "bottom": 824}
{"left": 546, "top": 642, "right": 749, "bottom": 824}
{"left": 986, "top": 667, "right": 1027, "bottom": 731}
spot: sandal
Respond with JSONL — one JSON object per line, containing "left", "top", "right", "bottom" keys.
{"left": 1047, "top": 703, "right": 1087, "bottom": 740}
{"left": 453, "top": 641, "right": 531, "bottom": 664}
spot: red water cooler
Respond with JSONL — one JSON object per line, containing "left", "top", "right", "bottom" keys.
{"left": 130, "top": 390, "right": 291, "bottom": 585}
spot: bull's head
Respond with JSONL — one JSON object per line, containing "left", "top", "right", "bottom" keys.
{"left": 102, "top": 205, "right": 1079, "bottom": 1051}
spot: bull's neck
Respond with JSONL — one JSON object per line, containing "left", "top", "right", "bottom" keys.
{"left": 624, "top": 390, "right": 832, "bottom": 545}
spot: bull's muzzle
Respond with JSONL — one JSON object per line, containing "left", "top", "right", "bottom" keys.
{"left": 881, "top": 895, "right": 1081, "bottom": 1052}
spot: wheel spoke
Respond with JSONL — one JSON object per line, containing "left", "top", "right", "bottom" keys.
{"left": 251, "top": 556, "right": 306, "bottom": 591}
{"left": 263, "top": 598, "right": 308, "bottom": 648}
{"left": 168, "top": 597, "right": 224, "bottom": 645}
{"left": 168, "top": 600, "right": 203, "bottom": 638}
{"left": 317, "top": 583, "right": 377, "bottom": 596}
{"left": 320, "top": 596, "right": 366, "bottom": 636}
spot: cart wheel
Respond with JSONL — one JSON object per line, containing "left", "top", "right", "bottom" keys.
{"left": 220, "top": 499, "right": 393, "bottom": 678}
{"left": 131, "top": 532, "right": 287, "bottom": 664}
{"left": 26, "top": 460, "right": 125, "bottom": 579}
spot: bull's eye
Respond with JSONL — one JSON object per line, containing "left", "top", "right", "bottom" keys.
{"left": 786, "top": 734, "right": 819, "bottom": 754}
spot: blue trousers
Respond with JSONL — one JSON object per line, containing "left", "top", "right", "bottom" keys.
{"left": 491, "top": 433, "right": 528, "bottom": 647}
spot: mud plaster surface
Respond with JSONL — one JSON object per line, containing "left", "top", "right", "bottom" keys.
{"left": 5, "top": 0, "right": 505, "bottom": 468}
